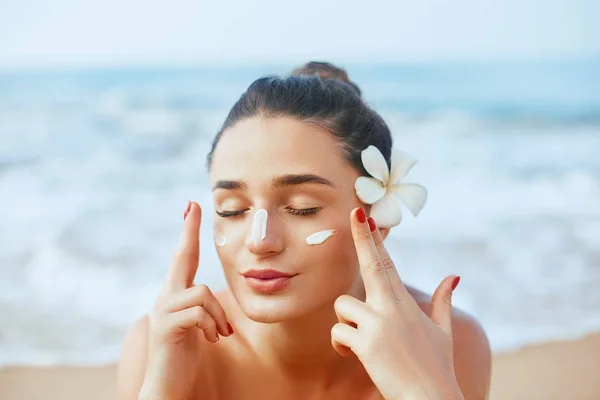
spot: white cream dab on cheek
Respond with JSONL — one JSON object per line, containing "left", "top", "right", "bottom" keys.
{"left": 306, "top": 229, "right": 336, "bottom": 245}
{"left": 251, "top": 209, "right": 268, "bottom": 242}
{"left": 215, "top": 233, "right": 227, "bottom": 247}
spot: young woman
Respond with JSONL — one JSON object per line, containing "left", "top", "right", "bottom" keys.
{"left": 118, "top": 62, "right": 492, "bottom": 400}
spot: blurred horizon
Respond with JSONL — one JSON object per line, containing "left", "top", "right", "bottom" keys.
{"left": 1, "top": 55, "right": 600, "bottom": 74}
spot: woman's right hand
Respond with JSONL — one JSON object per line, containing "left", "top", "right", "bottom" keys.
{"left": 138, "top": 201, "right": 234, "bottom": 400}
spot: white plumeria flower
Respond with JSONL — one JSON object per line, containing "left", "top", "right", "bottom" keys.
{"left": 354, "top": 145, "right": 428, "bottom": 228}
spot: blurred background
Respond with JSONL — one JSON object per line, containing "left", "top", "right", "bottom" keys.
{"left": 1, "top": 0, "right": 599, "bottom": 398}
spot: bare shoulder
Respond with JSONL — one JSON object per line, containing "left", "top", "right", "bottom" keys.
{"left": 407, "top": 286, "right": 492, "bottom": 400}
{"left": 117, "top": 315, "right": 150, "bottom": 400}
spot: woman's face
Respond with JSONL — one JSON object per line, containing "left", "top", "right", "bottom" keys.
{"left": 209, "top": 116, "right": 365, "bottom": 322}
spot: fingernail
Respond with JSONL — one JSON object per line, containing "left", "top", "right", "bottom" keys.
{"left": 355, "top": 207, "right": 366, "bottom": 223}
{"left": 451, "top": 276, "right": 461, "bottom": 291}
{"left": 367, "top": 217, "right": 376, "bottom": 232}
{"left": 227, "top": 323, "right": 234, "bottom": 335}
{"left": 215, "top": 335, "right": 220, "bottom": 342}
{"left": 184, "top": 201, "right": 192, "bottom": 220}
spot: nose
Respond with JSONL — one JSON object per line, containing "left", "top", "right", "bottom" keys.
{"left": 245, "top": 209, "right": 284, "bottom": 256}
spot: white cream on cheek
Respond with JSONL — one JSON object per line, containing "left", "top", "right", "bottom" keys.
{"left": 305, "top": 229, "right": 336, "bottom": 245}
{"left": 214, "top": 233, "right": 227, "bottom": 247}
{"left": 251, "top": 209, "right": 268, "bottom": 243}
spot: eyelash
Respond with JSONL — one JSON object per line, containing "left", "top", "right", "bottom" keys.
{"left": 287, "top": 206, "right": 322, "bottom": 216}
{"left": 216, "top": 207, "right": 322, "bottom": 218}
{"left": 215, "top": 209, "right": 247, "bottom": 218}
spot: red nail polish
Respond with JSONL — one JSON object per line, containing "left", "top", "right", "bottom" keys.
{"left": 355, "top": 207, "right": 367, "bottom": 223}
{"left": 367, "top": 217, "right": 376, "bottom": 232}
{"left": 451, "top": 276, "right": 461, "bottom": 290}
{"left": 227, "top": 323, "right": 234, "bottom": 335}
{"left": 184, "top": 201, "right": 192, "bottom": 220}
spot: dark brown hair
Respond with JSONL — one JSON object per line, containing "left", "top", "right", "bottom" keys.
{"left": 290, "top": 61, "right": 362, "bottom": 97}
{"left": 206, "top": 61, "right": 392, "bottom": 175}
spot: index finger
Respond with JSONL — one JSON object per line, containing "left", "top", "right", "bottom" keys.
{"left": 368, "top": 217, "right": 411, "bottom": 302}
{"left": 350, "top": 207, "right": 392, "bottom": 301}
{"left": 166, "top": 201, "right": 202, "bottom": 290}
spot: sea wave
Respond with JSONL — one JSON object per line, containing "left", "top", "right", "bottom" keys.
{"left": 1, "top": 62, "right": 599, "bottom": 366}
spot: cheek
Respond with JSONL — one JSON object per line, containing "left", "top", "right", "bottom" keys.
{"left": 213, "top": 220, "right": 246, "bottom": 265}
{"left": 302, "top": 225, "right": 357, "bottom": 272}
{"left": 213, "top": 218, "right": 246, "bottom": 243}
{"left": 303, "top": 228, "right": 361, "bottom": 300}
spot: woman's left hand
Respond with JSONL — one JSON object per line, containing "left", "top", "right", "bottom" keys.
{"left": 331, "top": 207, "right": 464, "bottom": 400}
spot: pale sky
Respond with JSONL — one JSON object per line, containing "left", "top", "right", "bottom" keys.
{"left": 0, "top": 0, "right": 599, "bottom": 69}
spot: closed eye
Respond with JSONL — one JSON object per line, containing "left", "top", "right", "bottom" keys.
{"left": 286, "top": 207, "right": 322, "bottom": 216}
{"left": 216, "top": 207, "right": 322, "bottom": 218}
{"left": 216, "top": 209, "right": 249, "bottom": 218}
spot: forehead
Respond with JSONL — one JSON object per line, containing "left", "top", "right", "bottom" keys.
{"left": 210, "top": 116, "right": 357, "bottom": 183}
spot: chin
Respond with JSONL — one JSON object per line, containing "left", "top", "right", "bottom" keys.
{"left": 235, "top": 289, "right": 316, "bottom": 323}
{"left": 243, "top": 300, "right": 302, "bottom": 323}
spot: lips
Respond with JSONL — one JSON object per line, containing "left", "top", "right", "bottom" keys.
{"left": 241, "top": 269, "right": 296, "bottom": 279}
{"left": 241, "top": 269, "right": 297, "bottom": 293}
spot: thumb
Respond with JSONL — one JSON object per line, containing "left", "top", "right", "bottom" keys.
{"left": 430, "top": 275, "right": 460, "bottom": 337}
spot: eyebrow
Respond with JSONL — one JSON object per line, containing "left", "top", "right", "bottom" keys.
{"left": 273, "top": 174, "right": 336, "bottom": 189}
{"left": 213, "top": 174, "right": 336, "bottom": 191}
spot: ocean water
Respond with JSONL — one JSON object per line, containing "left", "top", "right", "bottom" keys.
{"left": 1, "top": 61, "right": 599, "bottom": 367}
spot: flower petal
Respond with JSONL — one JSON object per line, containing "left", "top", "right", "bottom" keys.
{"left": 361, "top": 145, "right": 389, "bottom": 183}
{"left": 355, "top": 177, "right": 386, "bottom": 204}
{"left": 370, "top": 192, "right": 403, "bottom": 228}
{"left": 389, "top": 150, "right": 418, "bottom": 184}
{"left": 391, "top": 183, "right": 428, "bottom": 217}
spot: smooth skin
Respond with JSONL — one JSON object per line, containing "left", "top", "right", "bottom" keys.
{"left": 118, "top": 116, "right": 491, "bottom": 400}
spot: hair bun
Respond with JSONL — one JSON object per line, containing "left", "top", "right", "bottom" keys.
{"left": 290, "top": 61, "right": 362, "bottom": 97}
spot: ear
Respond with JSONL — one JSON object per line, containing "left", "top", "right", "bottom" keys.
{"left": 379, "top": 227, "right": 391, "bottom": 241}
